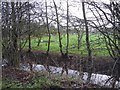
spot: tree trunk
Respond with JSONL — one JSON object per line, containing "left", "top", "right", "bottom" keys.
{"left": 66, "top": 0, "right": 69, "bottom": 56}
{"left": 77, "top": 31, "right": 80, "bottom": 50}
{"left": 53, "top": 0, "right": 63, "bottom": 56}
{"left": 28, "top": 2, "right": 31, "bottom": 52}
{"left": 37, "top": 37, "right": 42, "bottom": 46}
{"left": 82, "top": 2, "right": 92, "bottom": 83}
{"left": 11, "top": 2, "right": 19, "bottom": 67}
{"left": 45, "top": 0, "right": 51, "bottom": 55}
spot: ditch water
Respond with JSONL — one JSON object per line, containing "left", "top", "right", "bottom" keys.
{"left": 21, "top": 64, "right": 120, "bottom": 88}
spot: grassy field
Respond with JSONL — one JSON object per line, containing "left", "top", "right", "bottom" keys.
{"left": 24, "top": 33, "right": 109, "bottom": 56}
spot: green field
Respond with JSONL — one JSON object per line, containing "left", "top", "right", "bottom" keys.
{"left": 24, "top": 33, "right": 109, "bottom": 56}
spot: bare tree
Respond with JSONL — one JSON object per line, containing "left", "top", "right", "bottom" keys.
{"left": 27, "top": 2, "right": 31, "bottom": 52}
{"left": 45, "top": 0, "right": 51, "bottom": 55}
{"left": 86, "top": 2, "right": 120, "bottom": 87}
{"left": 70, "top": 16, "right": 85, "bottom": 50}
{"left": 2, "top": 2, "right": 25, "bottom": 67}
{"left": 66, "top": 0, "right": 69, "bottom": 56}
{"left": 2, "top": 2, "right": 36, "bottom": 67}
{"left": 82, "top": 1, "right": 92, "bottom": 83}
{"left": 53, "top": 0, "right": 63, "bottom": 56}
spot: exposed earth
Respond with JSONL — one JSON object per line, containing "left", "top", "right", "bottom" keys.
{"left": 21, "top": 50, "right": 114, "bottom": 75}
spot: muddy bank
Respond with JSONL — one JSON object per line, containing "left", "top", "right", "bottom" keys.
{"left": 21, "top": 50, "right": 114, "bottom": 75}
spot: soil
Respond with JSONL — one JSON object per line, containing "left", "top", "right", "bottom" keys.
{"left": 2, "top": 67, "right": 34, "bottom": 83}
{"left": 21, "top": 50, "right": 114, "bottom": 75}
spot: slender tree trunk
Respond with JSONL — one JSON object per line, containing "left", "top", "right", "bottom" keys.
{"left": 28, "top": 2, "right": 31, "bottom": 52}
{"left": 77, "top": 31, "right": 84, "bottom": 50}
{"left": 45, "top": 0, "right": 51, "bottom": 55}
{"left": 53, "top": 0, "right": 63, "bottom": 56}
{"left": 17, "top": 2, "right": 22, "bottom": 65}
{"left": 37, "top": 37, "right": 42, "bottom": 46}
{"left": 77, "top": 31, "right": 80, "bottom": 50}
{"left": 82, "top": 2, "right": 92, "bottom": 83}
{"left": 11, "top": 2, "right": 19, "bottom": 67}
{"left": 66, "top": 0, "right": 69, "bottom": 56}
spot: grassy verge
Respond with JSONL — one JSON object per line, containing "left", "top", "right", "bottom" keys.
{"left": 2, "top": 72, "right": 61, "bottom": 88}
{"left": 2, "top": 70, "right": 83, "bottom": 89}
